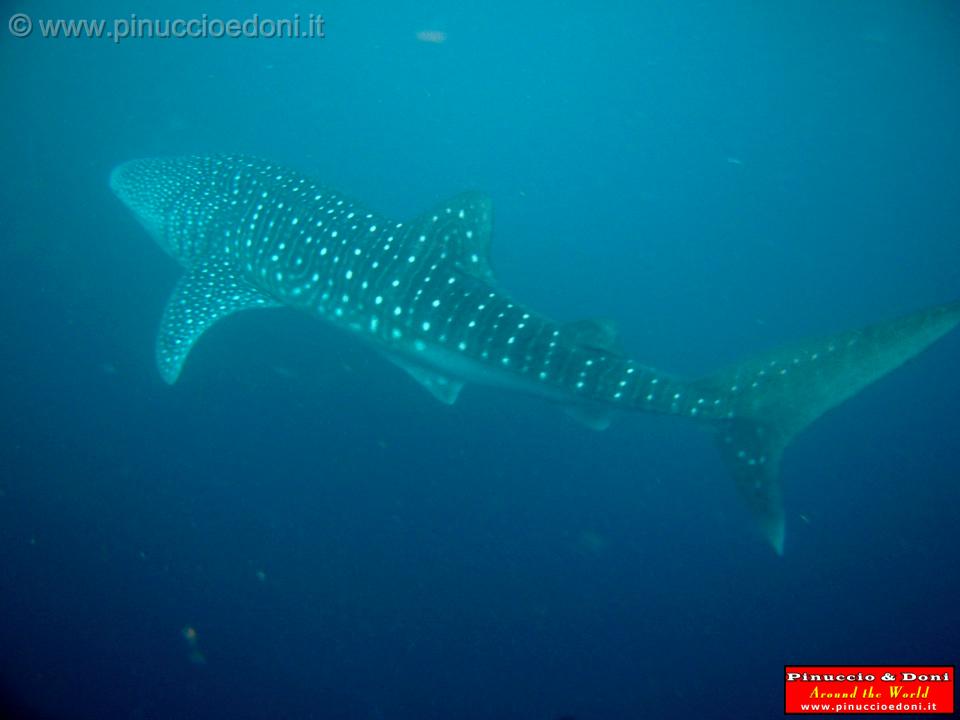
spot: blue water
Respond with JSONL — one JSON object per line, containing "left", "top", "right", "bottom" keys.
{"left": 2, "top": 2, "right": 959, "bottom": 718}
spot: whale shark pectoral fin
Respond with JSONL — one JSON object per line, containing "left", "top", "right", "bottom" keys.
{"left": 156, "top": 259, "right": 279, "bottom": 384}
{"left": 386, "top": 357, "right": 464, "bottom": 405}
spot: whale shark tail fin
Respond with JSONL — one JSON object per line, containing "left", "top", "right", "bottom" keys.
{"left": 693, "top": 300, "right": 960, "bottom": 553}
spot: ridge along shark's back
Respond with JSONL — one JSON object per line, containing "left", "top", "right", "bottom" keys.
{"left": 110, "top": 155, "right": 960, "bottom": 553}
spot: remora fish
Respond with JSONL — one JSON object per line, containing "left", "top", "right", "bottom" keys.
{"left": 110, "top": 155, "right": 960, "bottom": 552}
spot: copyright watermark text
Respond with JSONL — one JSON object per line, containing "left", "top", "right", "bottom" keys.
{"left": 7, "top": 13, "right": 325, "bottom": 44}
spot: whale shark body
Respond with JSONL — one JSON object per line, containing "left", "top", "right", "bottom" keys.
{"left": 110, "top": 156, "right": 960, "bottom": 552}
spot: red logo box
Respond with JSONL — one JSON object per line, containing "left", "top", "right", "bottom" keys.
{"left": 785, "top": 665, "right": 954, "bottom": 715}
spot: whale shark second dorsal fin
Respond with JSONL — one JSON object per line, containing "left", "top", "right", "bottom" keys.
{"left": 564, "top": 318, "right": 625, "bottom": 355}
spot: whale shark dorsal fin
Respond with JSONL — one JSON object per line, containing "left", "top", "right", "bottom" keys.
{"left": 386, "top": 356, "right": 464, "bottom": 405}
{"left": 410, "top": 192, "right": 495, "bottom": 283}
{"left": 156, "top": 258, "right": 279, "bottom": 384}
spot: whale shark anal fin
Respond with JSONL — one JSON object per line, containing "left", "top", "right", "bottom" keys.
{"left": 386, "top": 356, "right": 464, "bottom": 405}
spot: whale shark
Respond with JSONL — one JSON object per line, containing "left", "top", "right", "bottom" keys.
{"left": 110, "top": 155, "right": 960, "bottom": 553}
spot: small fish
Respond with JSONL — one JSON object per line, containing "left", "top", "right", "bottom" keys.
{"left": 416, "top": 29, "right": 447, "bottom": 44}
{"left": 182, "top": 626, "right": 207, "bottom": 665}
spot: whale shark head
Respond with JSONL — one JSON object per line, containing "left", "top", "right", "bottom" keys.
{"left": 109, "top": 161, "right": 169, "bottom": 247}
{"left": 110, "top": 157, "right": 217, "bottom": 263}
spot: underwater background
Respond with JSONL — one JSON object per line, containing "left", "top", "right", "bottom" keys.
{"left": 1, "top": 1, "right": 959, "bottom": 718}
